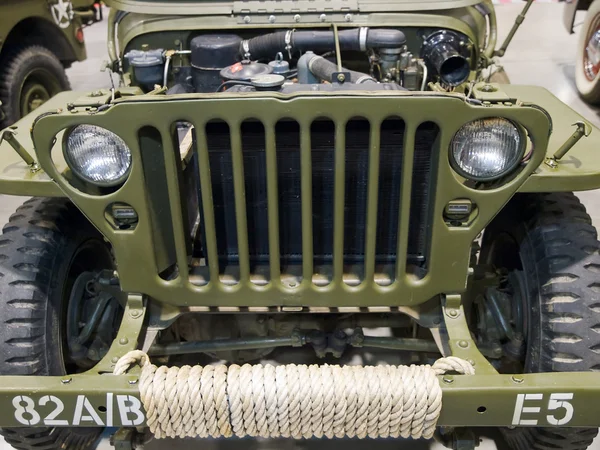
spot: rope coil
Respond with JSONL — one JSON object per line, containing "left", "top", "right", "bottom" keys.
{"left": 114, "top": 351, "right": 473, "bottom": 440}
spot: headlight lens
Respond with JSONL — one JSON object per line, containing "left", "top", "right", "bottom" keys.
{"left": 64, "top": 125, "right": 132, "bottom": 187}
{"left": 450, "top": 118, "right": 523, "bottom": 181}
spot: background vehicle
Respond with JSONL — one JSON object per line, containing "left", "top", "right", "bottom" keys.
{"left": 73, "top": 0, "right": 104, "bottom": 25}
{"left": 565, "top": 0, "right": 600, "bottom": 102}
{"left": 0, "top": 0, "right": 97, "bottom": 128}
{"left": 2, "top": 0, "right": 600, "bottom": 450}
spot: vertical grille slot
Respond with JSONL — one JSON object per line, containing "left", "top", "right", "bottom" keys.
{"left": 364, "top": 119, "right": 381, "bottom": 284}
{"left": 343, "top": 118, "right": 370, "bottom": 285}
{"left": 139, "top": 126, "right": 178, "bottom": 278}
{"left": 195, "top": 122, "right": 220, "bottom": 284}
{"left": 299, "top": 121, "right": 313, "bottom": 284}
{"left": 205, "top": 120, "right": 238, "bottom": 281}
{"left": 406, "top": 122, "right": 439, "bottom": 279}
{"left": 310, "top": 119, "right": 336, "bottom": 285}
{"left": 375, "top": 118, "right": 405, "bottom": 284}
{"left": 265, "top": 122, "right": 281, "bottom": 283}
{"left": 275, "top": 120, "right": 303, "bottom": 281}
{"left": 160, "top": 123, "right": 192, "bottom": 281}
{"left": 229, "top": 122, "right": 250, "bottom": 283}
{"left": 333, "top": 121, "right": 346, "bottom": 284}
{"left": 240, "top": 120, "right": 269, "bottom": 283}
{"left": 173, "top": 122, "right": 200, "bottom": 256}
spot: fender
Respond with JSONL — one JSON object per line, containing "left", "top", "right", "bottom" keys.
{"left": 498, "top": 85, "right": 600, "bottom": 192}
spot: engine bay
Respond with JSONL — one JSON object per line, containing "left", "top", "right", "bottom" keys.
{"left": 123, "top": 27, "right": 475, "bottom": 94}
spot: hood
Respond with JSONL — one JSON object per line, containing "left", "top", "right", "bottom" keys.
{"left": 105, "top": 0, "right": 483, "bottom": 14}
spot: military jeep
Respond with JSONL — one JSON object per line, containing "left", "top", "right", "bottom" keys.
{"left": 0, "top": 0, "right": 98, "bottom": 128}
{"left": 2, "top": 0, "right": 600, "bottom": 449}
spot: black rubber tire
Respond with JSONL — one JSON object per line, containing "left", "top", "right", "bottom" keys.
{"left": 481, "top": 192, "right": 600, "bottom": 450}
{"left": 0, "top": 198, "right": 109, "bottom": 450}
{"left": 0, "top": 45, "right": 70, "bottom": 128}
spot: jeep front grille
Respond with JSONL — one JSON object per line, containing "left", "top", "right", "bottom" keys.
{"left": 32, "top": 94, "right": 549, "bottom": 307}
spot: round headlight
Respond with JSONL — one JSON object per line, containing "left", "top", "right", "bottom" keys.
{"left": 64, "top": 125, "right": 132, "bottom": 187}
{"left": 450, "top": 118, "right": 524, "bottom": 181}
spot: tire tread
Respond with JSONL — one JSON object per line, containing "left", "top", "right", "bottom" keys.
{"left": 495, "top": 193, "right": 600, "bottom": 450}
{"left": 0, "top": 198, "right": 100, "bottom": 450}
{"left": 0, "top": 45, "right": 70, "bottom": 128}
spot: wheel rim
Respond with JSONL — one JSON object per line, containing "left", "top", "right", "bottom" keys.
{"left": 61, "top": 240, "right": 122, "bottom": 372}
{"left": 583, "top": 14, "right": 600, "bottom": 81}
{"left": 18, "top": 69, "right": 62, "bottom": 117}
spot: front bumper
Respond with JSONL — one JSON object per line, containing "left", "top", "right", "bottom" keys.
{"left": 0, "top": 297, "right": 599, "bottom": 429}
{"left": 3, "top": 372, "right": 599, "bottom": 428}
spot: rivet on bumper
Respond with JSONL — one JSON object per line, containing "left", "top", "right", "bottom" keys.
{"left": 446, "top": 308, "right": 460, "bottom": 318}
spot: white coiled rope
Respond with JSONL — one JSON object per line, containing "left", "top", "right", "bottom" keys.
{"left": 114, "top": 350, "right": 473, "bottom": 440}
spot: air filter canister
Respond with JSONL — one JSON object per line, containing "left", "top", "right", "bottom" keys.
{"left": 191, "top": 34, "right": 242, "bottom": 92}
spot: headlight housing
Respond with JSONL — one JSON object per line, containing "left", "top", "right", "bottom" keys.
{"left": 64, "top": 125, "right": 132, "bottom": 187}
{"left": 450, "top": 118, "right": 524, "bottom": 182}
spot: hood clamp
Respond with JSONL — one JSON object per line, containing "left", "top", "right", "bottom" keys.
{"left": 0, "top": 129, "right": 39, "bottom": 173}
{"left": 545, "top": 121, "right": 592, "bottom": 169}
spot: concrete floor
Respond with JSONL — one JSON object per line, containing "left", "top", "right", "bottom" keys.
{"left": 2, "top": 2, "right": 600, "bottom": 449}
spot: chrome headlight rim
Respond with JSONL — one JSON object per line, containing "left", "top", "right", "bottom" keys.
{"left": 62, "top": 124, "right": 132, "bottom": 188}
{"left": 449, "top": 117, "right": 526, "bottom": 183}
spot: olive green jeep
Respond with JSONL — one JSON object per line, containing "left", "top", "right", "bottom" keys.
{"left": 2, "top": 0, "right": 600, "bottom": 449}
{"left": 0, "top": 0, "right": 101, "bottom": 128}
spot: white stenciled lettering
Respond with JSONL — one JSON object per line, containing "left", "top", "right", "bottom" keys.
{"left": 512, "top": 393, "right": 543, "bottom": 426}
{"left": 546, "top": 393, "right": 574, "bottom": 426}
{"left": 116, "top": 395, "right": 145, "bottom": 426}
{"left": 39, "top": 395, "right": 68, "bottom": 426}
{"left": 106, "top": 393, "right": 114, "bottom": 427}
{"left": 12, "top": 394, "right": 145, "bottom": 427}
{"left": 73, "top": 395, "right": 104, "bottom": 426}
{"left": 12, "top": 396, "right": 41, "bottom": 426}
{"left": 512, "top": 393, "right": 575, "bottom": 426}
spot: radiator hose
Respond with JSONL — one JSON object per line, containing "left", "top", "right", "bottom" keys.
{"left": 302, "top": 53, "right": 376, "bottom": 84}
{"left": 240, "top": 28, "right": 406, "bottom": 60}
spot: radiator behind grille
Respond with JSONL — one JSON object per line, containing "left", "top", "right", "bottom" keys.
{"left": 198, "top": 118, "right": 438, "bottom": 282}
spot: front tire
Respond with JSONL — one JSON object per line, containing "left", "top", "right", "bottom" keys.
{"left": 0, "top": 198, "right": 113, "bottom": 450}
{"left": 0, "top": 45, "right": 70, "bottom": 128}
{"left": 481, "top": 193, "right": 600, "bottom": 450}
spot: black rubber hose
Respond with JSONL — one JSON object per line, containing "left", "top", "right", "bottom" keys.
{"left": 307, "top": 54, "right": 375, "bottom": 83}
{"left": 241, "top": 28, "right": 406, "bottom": 60}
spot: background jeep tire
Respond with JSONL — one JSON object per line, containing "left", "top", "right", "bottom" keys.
{"left": 576, "top": 0, "right": 600, "bottom": 104}
{"left": 481, "top": 192, "right": 600, "bottom": 450}
{"left": 0, "top": 45, "right": 70, "bottom": 128}
{"left": 0, "top": 198, "right": 111, "bottom": 450}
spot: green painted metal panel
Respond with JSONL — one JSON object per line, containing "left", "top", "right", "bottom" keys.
{"left": 27, "top": 91, "right": 549, "bottom": 308}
